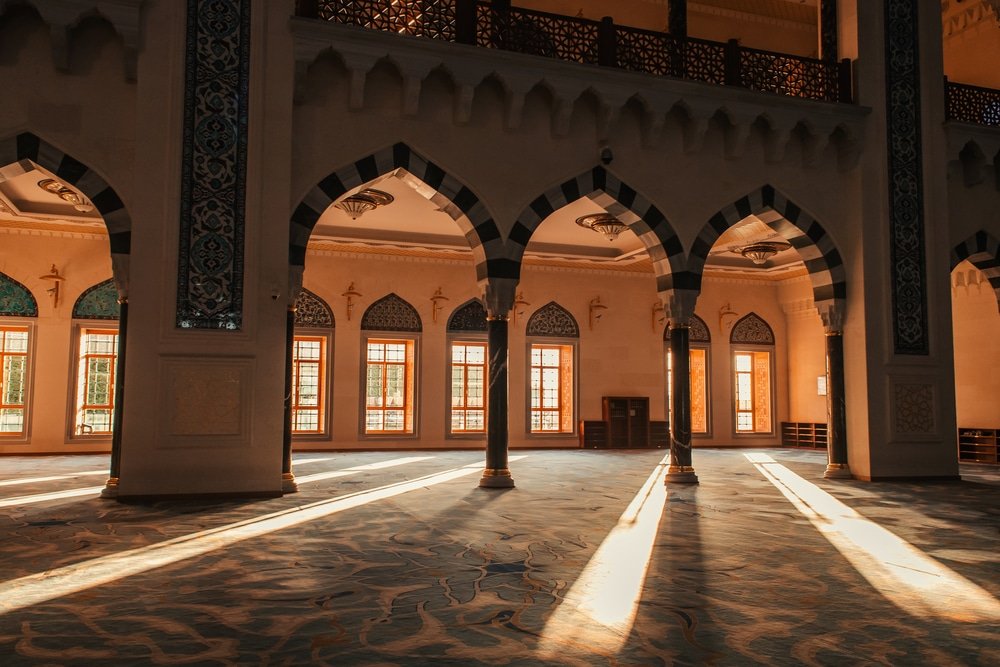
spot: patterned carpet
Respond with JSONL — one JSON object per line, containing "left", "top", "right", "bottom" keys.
{"left": 0, "top": 449, "right": 997, "bottom": 666}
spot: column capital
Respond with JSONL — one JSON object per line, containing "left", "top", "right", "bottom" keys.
{"left": 485, "top": 277, "right": 518, "bottom": 317}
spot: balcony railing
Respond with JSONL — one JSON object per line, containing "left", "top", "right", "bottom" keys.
{"left": 300, "top": 0, "right": 852, "bottom": 104}
{"left": 946, "top": 80, "right": 1000, "bottom": 127}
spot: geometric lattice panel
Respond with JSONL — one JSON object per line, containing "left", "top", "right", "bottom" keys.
{"left": 361, "top": 294, "right": 422, "bottom": 332}
{"left": 447, "top": 299, "right": 487, "bottom": 333}
{"left": 526, "top": 302, "right": 579, "bottom": 338}
{"left": 295, "top": 289, "right": 334, "bottom": 328}
{"left": 73, "top": 280, "right": 120, "bottom": 321}
{"left": 730, "top": 312, "right": 774, "bottom": 345}
{"left": 0, "top": 273, "right": 38, "bottom": 317}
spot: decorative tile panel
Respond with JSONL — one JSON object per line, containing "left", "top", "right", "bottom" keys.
{"left": 885, "top": 0, "right": 929, "bottom": 355}
{"left": 0, "top": 273, "right": 38, "bottom": 317}
{"left": 295, "top": 289, "right": 334, "bottom": 328}
{"left": 730, "top": 312, "right": 774, "bottom": 345}
{"left": 894, "top": 383, "right": 935, "bottom": 434}
{"left": 361, "top": 294, "right": 422, "bottom": 332}
{"left": 447, "top": 299, "right": 488, "bottom": 333}
{"left": 176, "top": 0, "right": 251, "bottom": 330}
{"left": 526, "top": 302, "right": 579, "bottom": 338}
{"left": 73, "top": 280, "right": 120, "bottom": 321}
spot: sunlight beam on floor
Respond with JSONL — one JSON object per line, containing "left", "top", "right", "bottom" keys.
{"left": 538, "top": 454, "right": 671, "bottom": 656}
{"left": 294, "top": 456, "right": 435, "bottom": 484}
{"left": 0, "top": 486, "right": 107, "bottom": 508}
{"left": 0, "top": 457, "right": 513, "bottom": 615}
{"left": 0, "top": 471, "right": 107, "bottom": 487}
{"left": 746, "top": 453, "right": 1000, "bottom": 623}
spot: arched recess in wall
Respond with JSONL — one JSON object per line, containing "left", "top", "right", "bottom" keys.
{"left": 730, "top": 312, "right": 775, "bottom": 345}
{"left": 361, "top": 293, "right": 422, "bottom": 332}
{"left": 689, "top": 185, "right": 847, "bottom": 330}
{"left": 951, "top": 230, "right": 1000, "bottom": 311}
{"left": 295, "top": 288, "right": 335, "bottom": 328}
{"left": 73, "top": 279, "right": 120, "bottom": 320}
{"left": 447, "top": 299, "right": 488, "bottom": 333}
{"left": 0, "top": 133, "right": 133, "bottom": 295}
{"left": 289, "top": 142, "right": 503, "bottom": 292}
{"left": 526, "top": 302, "right": 579, "bottom": 337}
{"left": 291, "top": 288, "right": 334, "bottom": 437}
{"left": 525, "top": 302, "right": 579, "bottom": 434}
{"left": 510, "top": 166, "right": 686, "bottom": 307}
{"left": 730, "top": 312, "right": 776, "bottom": 435}
{"left": 0, "top": 272, "right": 39, "bottom": 317}
{"left": 663, "top": 314, "right": 710, "bottom": 343}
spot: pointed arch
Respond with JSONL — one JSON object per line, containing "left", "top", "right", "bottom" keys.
{"left": 361, "top": 294, "right": 422, "bottom": 332}
{"left": 730, "top": 312, "right": 775, "bottom": 345}
{"left": 294, "top": 288, "right": 335, "bottom": 328}
{"left": 526, "top": 302, "right": 579, "bottom": 338}
{"left": 73, "top": 279, "right": 120, "bottom": 320}
{"left": 447, "top": 299, "right": 487, "bottom": 332}
{"left": 664, "top": 313, "right": 710, "bottom": 342}
{"left": 0, "top": 272, "right": 38, "bottom": 317}
{"left": 509, "top": 166, "right": 686, "bottom": 299}
{"left": 691, "top": 185, "right": 847, "bottom": 330}
{"left": 0, "top": 133, "right": 132, "bottom": 259}
{"left": 952, "top": 230, "right": 1000, "bottom": 310}
{"left": 290, "top": 143, "right": 501, "bottom": 286}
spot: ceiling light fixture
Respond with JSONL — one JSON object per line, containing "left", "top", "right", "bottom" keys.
{"left": 37, "top": 179, "right": 94, "bottom": 213}
{"left": 335, "top": 188, "right": 394, "bottom": 220}
{"left": 733, "top": 241, "right": 792, "bottom": 265}
{"left": 575, "top": 213, "right": 627, "bottom": 242}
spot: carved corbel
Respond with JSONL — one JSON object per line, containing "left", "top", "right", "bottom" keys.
{"left": 763, "top": 121, "right": 798, "bottom": 164}
{"left": 454, "top": 83, "right": 475, "bottom": 125}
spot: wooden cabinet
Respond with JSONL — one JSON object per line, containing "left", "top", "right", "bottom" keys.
{"left": 780, "top": 422, "right": 829, "bottom": 449}
{"left": 958, "top": 428, "right": 998, "bottom": 464}
{"left": 603, "top": 397, "right": 650, "bottom": 448}
{"left": 579, "top": 420, "right": 608, "bottom": 449}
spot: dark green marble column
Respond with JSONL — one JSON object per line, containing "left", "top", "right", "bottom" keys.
{"left": 282, "top": 305, "right": 298, "bottom": 493}
{"left": 101, "top": 299, "right": 128, "bottom": 499}
{"left": 480, "top": 315, "right": 514, "bottom": 488}
{"left": 824, "top": 331, "right": 852, "bottom": 479}
{"left": 666, "top": 323, "right": 698, "bottom": 484}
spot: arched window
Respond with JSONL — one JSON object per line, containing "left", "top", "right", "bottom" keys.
{"left": 526, "top": 302, "right": 579, "bottom": 434}
{"left": 292, "top": 289, "right": 334, "bottom": 436}
{"left": 71, "top": 280, "right": 120, "bottom": 438}
{"left": 361, "top": 294, "right": 422, "bottom": 435}
{"left": 665, "top": 314, "right": 712, "bottom": 435}
{"left": 447, "top": 299, "right": 488, "bottom": 436}
{"left": 0, "top": 272, "right": 37, "bottom": 439}
{"left": 730, "top": 312, "right": 776, "bottom": 434}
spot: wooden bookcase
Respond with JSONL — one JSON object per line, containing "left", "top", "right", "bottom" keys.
{"left": 780, "top": 422, "right": 829, "bottom": 449}
{"left": 603, "top": 397, "right": 650, "bottom": 448}
{"left": 958, "top": 428, "right": 998, "bottom": 464}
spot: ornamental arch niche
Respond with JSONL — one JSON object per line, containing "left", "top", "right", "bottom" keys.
{"left": 289, "top": 142, "right": 503, "bottom": 298}
{"left": 510, "top": 166, "right": 687, "bottom": 314}
{"left": 73, "top": 280, "right": 121, "bottom": 320}
{"left": 0, "top": 272, "right": 38, "bottom": 317}
{"left": 447, "top": 299, "right": 488, "bottom": 333}
{"left": 526, "top": 302, "right": 579, "bottom": 338}
{"left": 690, "top": 184, "right": 847, "bottom": 330}
{"left": 361, "top": 294, "right": 422, "bottom": 332}
{"left": 664, "top": 314, "right": 710, "bottom": 343}
{"left": 730, "top": 312, "right": 775, "bottom": 345}
{"left": 294, "top": 288, "right": 335, "bottom": 329}
{"left": 0, "top": 132, "right": 133, "bottom": 295}
{"left": 951, "top": 230, "right": 1000, "bottom": 312}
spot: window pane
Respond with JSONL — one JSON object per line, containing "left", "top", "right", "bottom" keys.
{"left": 367, "top": 343, "right": 384, "bottom": 362}
{"left": 366, "top": 365, "right": 384, "bottom": 406}
{"left": 451, "top": 410, "right": 465, "bottom": 431}
{"left": 366, "top": 409, "right": 384, "bottom": 431}
{"left": 531, "top": 347, "right": 541, "bottom": 366}
{"left": 385, "top": 344, "right": 406, "bottom": 362}
{"left": 0, "top": 408, "right": 24, "bottom": 432}
{"left": 466, "top": 410, "right": 484, "bottom": 430}
{"left": 451, "top": 367, "right": 465, "bottom": 407}
{"left": 541, "top": 348, "right": 560, "bottom": 366}
{"left": 466, "top": 345, "right": 485, "bottom": 364}
{"left": 4, "top": 331, "right": 27, "bottom": 353}
{"left": 383, "top": 409, "right": 404, "bottom": 430}
{"left": 385, "top": 365, "right": 405, "bottom": 406}
{"left": 452, "top": 345, "right": 466, "bottom": 364}
{"left": 691, "top": 348, "right": 708, "bottom": 433}
{"left": 735, "top": 353, "right": 752, "bottom": 372}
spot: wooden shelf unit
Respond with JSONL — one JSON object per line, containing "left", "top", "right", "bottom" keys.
{"left": 958, "top": 428, "right": 998, "bottom": 464}
{"left": 780, "top": 422, "right": 829, "bottom": 449}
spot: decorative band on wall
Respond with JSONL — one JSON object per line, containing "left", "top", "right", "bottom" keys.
{"left": 885, "top": 0, "right": 928, "bottom": 355}
{"left": 176, "top": 0, "right": 252, "bottom": 330}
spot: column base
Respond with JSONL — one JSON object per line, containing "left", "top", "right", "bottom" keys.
{"left": 100, "top": 477, "right": 119, "bottom": 499}
{"left": 282, "top": 472, "right": 299, "bottom": 493}
{"left": 664, "top": 465, "right": 699, "bottom": 484}
{"left": 823, "top": 463, "right": 853, "bottom": 479}
{"left": 479, "top": 468, "right": 515, "bottom": 489}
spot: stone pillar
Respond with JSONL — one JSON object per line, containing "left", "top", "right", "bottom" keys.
{"left": 282, "top": 304, "right": 298, "bottom": 493}
{"left": 666, "top": 322, "right": 698, "bottom": 484}
{"left": 481, "top": 314, "right": 514, "bottom": 488}
{"left": 101, "top": 298, "right": 128, "bottom": 499}
{"left": 824, "top": 331, "right": 852, "bottom": 478}
{"left": 668, "top": 0, "right": 687, "bottom": 37}
{"left": 820, "top": 0, "right": 838, "bottom": 62}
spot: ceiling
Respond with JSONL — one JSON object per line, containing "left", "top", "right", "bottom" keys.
{"left": 0, "top": 160, "right": 104, "bottom": 230}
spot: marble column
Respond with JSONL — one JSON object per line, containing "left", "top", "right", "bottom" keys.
{"left": 282, "top": 305, "right": 298, "bottom": 493}
{"left": 824, "top": 331, "right": 852, "bottom": 478}
{"left": 666, "top": 322, "right": 698, "bottom": 484}
{"left": 481, "top": 315, "right": 514, "bottom": 488}
{"left": 101, "top": 298, "right": 128, "bottom": 499}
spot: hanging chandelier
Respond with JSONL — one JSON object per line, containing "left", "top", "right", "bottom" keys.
{"left": 732, "top": 241, "right": 792, "bottom": 265}
{"left": 37, "top": 179, "right": 94, "bottom": 213}
{"left": 575, "top": 213, "right": 628, "bottom": 242}
{"left": 335, "top": 188, "right": 394, "bottom": 220}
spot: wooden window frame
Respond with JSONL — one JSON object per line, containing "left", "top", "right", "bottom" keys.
{"left": 0, "top": 323, "right": 33, "bottom": 441}
{"left": 447, "top": 338, "right": 487, "bottom": 437}
{"left": 526, "top": 339, "right": 576, "bottom": 436}
{"left": 291, "top": 334, "right": 329, "bottom": 437}
{"left": 732, "top": 347, "right": 775, "bottom": 436}
{"left": 361, "top": 336, "right": 418, "bottom": 437}
{"left": 71, "top": 326, "right": 119, "bottom": 439}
